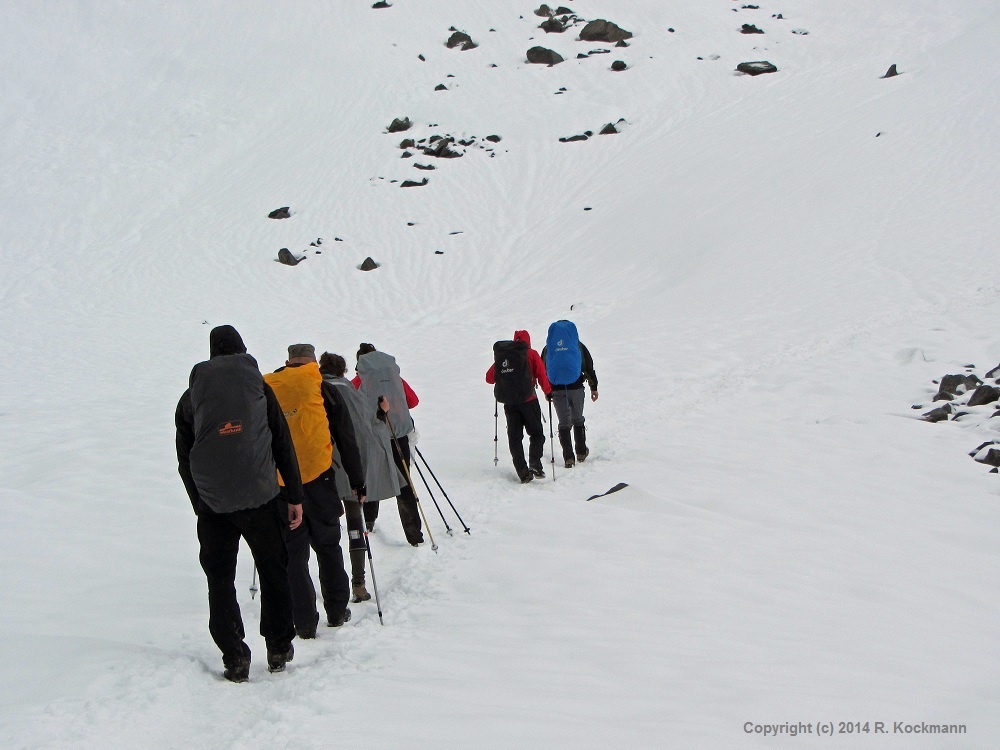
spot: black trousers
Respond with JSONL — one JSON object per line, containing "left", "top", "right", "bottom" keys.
{"left": 281, "top": 469, "right": 349, "bottom": 631}
{"left": 196, "top": 497, "right": 294, "bottom": 667}
{"left": 391, "top": 435, "right": 423, "bottom": 543}
{"left": 504, "top": 399, "right": 545, "bottom": 472}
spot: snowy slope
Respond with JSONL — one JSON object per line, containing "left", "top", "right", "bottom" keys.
{"left": 2, "top": 1, "right": 999, "bottom": 747}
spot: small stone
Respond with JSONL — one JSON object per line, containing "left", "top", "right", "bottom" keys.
{"left": 882, "top": 64, "right": 899, "bottom": 79}
{"left": 611, "top": 60, "right": 627, "bottom": 71}
{"left": 388, "top": 117, "right": 412, "bottom": 133}
{"left": 268, "top": 207, "right": 291, "bottom": 219}
{"left": 359, "top": 257, "right": 380, "bottom": 271}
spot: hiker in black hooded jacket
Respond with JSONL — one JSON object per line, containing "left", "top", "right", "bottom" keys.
{"left": 175, "top": 324, "right": 304, "bottom": 683}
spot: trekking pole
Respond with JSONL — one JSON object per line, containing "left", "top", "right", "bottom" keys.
{"left": 548, "top": 398, "right": 556, "bottom": 482}
{"left": 412, "top": 458, "right": 453, "bottom": 535}
{"left": 358, "top": 499, "right": 384, "bottom": 625}
{"left": 385, "top": 413, "right": 438, "bottom": 553}
{"left": 250, "top": 565, "right": 259, "bottom": 599}
{"left": 493, "top": 400, "right": 499, "bottom": 466}
{"left": 414, "top": 446, "right": 471, "bottom": 534}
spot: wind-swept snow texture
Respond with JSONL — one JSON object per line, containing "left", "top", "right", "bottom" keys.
{"left": 2, "top": 1, "right": 999, "bottom": 747}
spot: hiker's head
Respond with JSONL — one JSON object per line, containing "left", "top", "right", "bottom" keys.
{"left": 319, "top": 352, "right": 347, "bottom": 378}
{"left": 513, "top": 330, "right": 530, "bottom": 346}
{"left": 286, "top": 343, "right": 317, "bottom": 365}
{"left": 209, "top": 325, "right": 247, "bottom": 358}
{"left": 357, "top": 342, "right": 376, "bottom": 361}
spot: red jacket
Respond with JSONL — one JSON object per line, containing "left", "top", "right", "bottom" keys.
{"left": 351, "top": 374, "right": 419, "bottom": 409}
{"left": 485, "top": 329, "right": 552, "bottom": 401}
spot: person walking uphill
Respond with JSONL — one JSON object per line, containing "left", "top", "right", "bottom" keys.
{"left": 487, "top": 330, "right": 552, "bottom": 483}
{"left": 319, "top": 352, "right": 406, "bottom": 602}
{"left": 175, "top": 325, "right": 304, "bottom": 683}
{"left": 264, "top": 344, "right": 366, "bottom": 637}
{"left": 352, "top": 343, "right": 425, "bottom": 546}
{"left": 542, "top": 320, "right": 598, "bottom": 468}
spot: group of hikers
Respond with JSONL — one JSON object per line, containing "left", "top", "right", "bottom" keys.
{"left": 175, "top": 320, "right": 597, "bottom": 682}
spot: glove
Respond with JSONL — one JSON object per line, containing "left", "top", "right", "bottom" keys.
{"left": 353, "top": 485, "right": 368, "bottom": 500}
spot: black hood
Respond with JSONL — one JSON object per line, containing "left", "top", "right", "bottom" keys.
{"left": 209, "top": 325, "right": 247, "bottom": 358}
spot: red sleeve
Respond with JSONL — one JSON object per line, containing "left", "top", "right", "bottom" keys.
{"left": 530, "top": 350, "right": 551, "bottom": 395}
{"left": 485, "top": 364, "right": 496, "bottom": 384}
{"left": 350, "top": 375, "right": 361, "bottom": 389}
{"left": 401, "top": 378, "right": 419, "bottom": 409}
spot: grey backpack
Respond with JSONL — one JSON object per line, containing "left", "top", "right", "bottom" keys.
{"left": 356, "top": 351, "right": 414, "bottom": 438}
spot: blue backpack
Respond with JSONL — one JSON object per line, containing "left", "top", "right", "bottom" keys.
{"left": 545, "top": 320, "right": 582, "bottom": 386}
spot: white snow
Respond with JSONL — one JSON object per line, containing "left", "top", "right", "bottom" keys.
{"left": 2, "top": 0, "right": 999, "bottom": 746}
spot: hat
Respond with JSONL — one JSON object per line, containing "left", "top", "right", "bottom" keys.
{"left": 287, "top": 343, "right": 316, "bottom": 360}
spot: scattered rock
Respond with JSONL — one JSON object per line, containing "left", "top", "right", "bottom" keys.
{"left": 741, "top": 24, "right": 764, "bottom": 34}
{"left": 418, "top": 54, "right": 425, "bottom": 61}
{"left": 276, "top": 248, "right": 303, "bottom": 266}
{"left": 401, "top": 151, "right": 413, "bottom": 158}
{"left": 933, "top": 374, "right": 982, "bottom": 402}
{"left": 534, "top": 4, "right": 552, "bottom": 16}
{"left": 435, "top": 250, "right": 444, "bottom": 255}
{"left": 736, "top": 61, "right": 778, "bottom": 75}
{"left": 485, "top": 134, "right": 502, "bottom": 143}
{"left": 446, "top": 30, "right": 478, "bottom": 50}
{"left": 540, "top": 17, "right": 569, "bottom": 33}
{"left": 611, "top": 60, "right": 627, "bottom": 71}
{"left": 743, "top": 4, "right": 760, "bottom": 8}
{"left": 579, "top": 19, "right": 633, "bottom": 43}
{"left": 599, "top": 123, "right": 618, "bottom": 135}
{"left": 372, "top": 0, "right": 391, "bottom": 7}
{"left": 268, "top": 206, "right": 291, "bottom": 219}
{"left": 922, "top": 404, "right": 952, "bottom": 423}
{"left": 400, "top": 178, "right": 429, "bottom": 188}
{"left": 616, "top": 40, "right": 629, "bottom": 48}
{"left": 559, "top": 132, "right": 590, "bottom": 143}
{"left": 387, "top": 117, "right": 412, "bottom": 133}
{"left": 791, "top": 28, "right": 809, "bottom": 35}
{"left": 881, "top": 64, "right": 899, "bottom": 79}
{"left": 359, "top": 257, "right": 380, "bottom": 271}
{"left": 527, "top": 46, "right": 565, "bottom": 65}
{"left": 414, "top": 163, "right": 436, "bottom": 170}
{"left": 968, "top": 385, "right": 1000, "bottom": 407}
{"left": 985, "top": 362, "right": 1000, "bottom": 379}
{"left": 435, "top": 83, "right": 448, "bottom": 91}
{"left": 971, "top": 442, "right": 1000, "bottom": 466}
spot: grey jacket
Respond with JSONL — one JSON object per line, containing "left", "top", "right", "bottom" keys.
{"left": 325, "top": 375, "right": 404, "bottom": 502}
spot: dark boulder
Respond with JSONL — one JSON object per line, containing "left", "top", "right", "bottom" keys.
{"left": 359, "top": 257, "right": 380, "bottom": 271}
{"left": 540, "top": 17, "right": 568, "bottom": 33}
{"left": 400, "top": 178, "right": 429, "bottom": 188}
{"left": 881, "top": 64, "right": 899, "bottom": 79}
{"left": 527, "top": 46, "right": 564, "bottom": 65}
{"left": 741, "top": 24, "right": 764, "bottom": 34}
{"left": 446, "top": 31, "right": 477, "bottom": 50}
{"left": 971, "top": 442, "right": 1000, "bottom": 467}
{"left": 579, "top": 19, "right": 633, "bottom": 43}
{"left": 611, "top": 60, "right": 627, "bottom": 71}
{"left": 736, "top": 61, "right": 777, "bottom": 75}
{"left": 921, "top": 404, "right": 952, "bottom": 423}
{"left": 559, "top": 133, "right": 590, "bottom": 143}
{"left": 268, "top": 207, "right": 291, "bottom": 219}
{"left": 435, "top": 83, "right": 448, "bottom": 91}
{"left": 372, "top": 1, "right": 391, "bottom": 7}
{"left": 986, "top": 362, "right": 1000, "bottom": 379}
{"left": 534, "top": 4, "right": 552, "bottom": 16}
{"left": 933, "top": 373, "right": 982, "bottom": 401}
{"left": 277, "top": 248, "right": 303, "bottom": 266}
{"left": 387, "top": 117, "right": 412, "bottom": 133}
{"left": 599, "top": 123, "right": 618, "bottom": 135}
{"left": 967, "top": 385, "right": 1000, "bottom": 407}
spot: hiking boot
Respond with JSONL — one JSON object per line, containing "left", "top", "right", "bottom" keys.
{"left": 223, "top": 658, "right": 250, "bottom": 683}
{"left": 564, "top": 457, "right": 576, "bottom": 469}
{"left": 518, "top": 468, "right": 534, "bottom": 484}
{"left": 266, "top": 643, "right": 294, "bottom": 673}
{"left": 327, "top": 608, "right": 353, "bottom": 627}
{"left": 405, "top": 531, "right": 424, "bottom": 547}
{"left": 353, "top": 584, "right": 372, "bottom": 602}
{"left": 576, "top": 448, "right": 590, "bottom": 462}
{"left": 529, "top": 462, "right": 545, "bottom": 479}
{"left": 296, "top": 625, "right": 316, "bottom": 640}
{"left": 365, "top": 521, "right": 375, "bottom": 533}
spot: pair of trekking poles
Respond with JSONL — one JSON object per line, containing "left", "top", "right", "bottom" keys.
{"left": 492, "top": 393, "right": 559, "bottom": 481}
{"left": 250, "top": 413, "right": 469, "bottom": 627}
